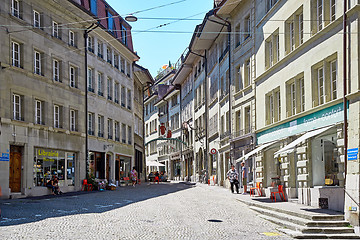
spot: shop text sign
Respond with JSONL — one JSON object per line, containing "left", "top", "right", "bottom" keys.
{"left": 257, "top": 103, "right": 345, "bottom": 144}
{"left": 0, "top": 153, "right": 10, "bottom": 161}
{"left": 348, "top": 148, "right": 359, "bottom": 161}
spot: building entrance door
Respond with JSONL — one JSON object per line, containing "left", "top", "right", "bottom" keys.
{"left": 106, "top": 154, "right": 111, "bottom": 182}
{"left": 9, "top": 146, "right": 22, "bottom": 192}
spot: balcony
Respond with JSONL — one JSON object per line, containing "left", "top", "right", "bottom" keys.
{"left": 231, "top": 127, "right": 254, "bottom": 141}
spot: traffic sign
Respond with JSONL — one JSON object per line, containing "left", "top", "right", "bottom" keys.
{"left": 210, "top": 148, "right": 217, "bottom": 155}
{"left": 348, "top": 148, "right": 358, "bottom": 161}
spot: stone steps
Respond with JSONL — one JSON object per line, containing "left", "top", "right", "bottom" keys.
{"left": 243, "top": 201, "right": 360, "bottom": 239}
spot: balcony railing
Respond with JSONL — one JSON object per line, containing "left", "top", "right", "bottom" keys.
{"left": 231, "top": 127, "right": 254, "bottom": 139}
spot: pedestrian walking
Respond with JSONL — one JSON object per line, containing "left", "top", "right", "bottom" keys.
{"left": 130, "top": 167, "right": 137, "bottom": 187}
{"left": 241, "top": 162, "right": 247, "bottom": 194}
{"left": 226, "top": 165, "right": 239, "bottom": 194}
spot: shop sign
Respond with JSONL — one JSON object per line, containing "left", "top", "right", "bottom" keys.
{"left": 0, "top": 153, "right": 9, "bottom": 161}
{"left": 210, "top": 148, "right": 217, "bottom": 155}
{"left": 348, "top": 148, "right": 358, "bottom": 161}
{"left": 257, "top": 103, "right": 345, "bottom": 144}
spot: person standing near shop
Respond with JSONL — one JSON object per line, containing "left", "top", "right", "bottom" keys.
{"left": 241, "top": 162, "right": 247, "bottom": 194}
{"left": 226, "top": 165, "right": 239, "bottom": 194}
{"left": 130, "top": 167, "right": 137, "bottom": 187}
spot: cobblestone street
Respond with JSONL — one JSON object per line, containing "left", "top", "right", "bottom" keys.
{"left": 0, "top": 183, "right": 290, "bottom": 240}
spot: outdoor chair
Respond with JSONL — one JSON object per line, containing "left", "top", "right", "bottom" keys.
{"left": 270, "top": 185, "right": 286, "bottom": 202}
{"left": 250, "top": 182, "right": 262, "bottom": 197}
{"left": 81, "top": 179, "right": 93, "bottom": 191}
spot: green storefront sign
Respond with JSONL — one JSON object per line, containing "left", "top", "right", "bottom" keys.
{"left": 257, "top": 103, "right": 345, "bottom": 144}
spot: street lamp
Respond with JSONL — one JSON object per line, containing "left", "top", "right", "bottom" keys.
{"left": 125, "top": 15, "right": 138, "bottom": 22}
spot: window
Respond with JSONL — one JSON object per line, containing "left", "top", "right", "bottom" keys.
{"left": 34, "top": 50, "right": 42, "bottom": 75}
{"left": 69, "top": 66, "right": 77, "bottom": 88}
{"left": 235, "top": 23, "right": 240, "bottom": 47}
{"left": 244, "top": 15, "right": 251, "bottom": 40}
{"left": 114, "top": 82, "right": 119, "bottom": 104}
{"left": 266, "top": 0, "right": 278, "bottom": 12}
{"left": 126, "top": 62, "right": 131, "bottom": 77}
{"left": 53, "top": 59, "right": 60, "bottom": 82}
{"left": 35, "top": 100, "right": 43, "bottom": 125}
{"left": 114, "top": 54, "right": 119, "bottom": 69}
{"left": 107, "top": 78, "right": 113, "bottom": 100}
{"left": 108, "top": 119, "right": 113, "bottom": 139}
{"left": 121, "top": 86, "right": 126, "bottom": 107}
{"left": 88, "top": 68, "right": 94, "bottom": 92}
{"left": 98, "top": 115, "right": 104, "bottom": 137}
{"left": 128, "top": 126, "right": 132, "bottom": 144}
{"left": 317, "top": 67, "right": 325, "bottom": 105}
{"left": 266, "top": 88, "right": 281, "bottom": 124}
{"left": 11, "top": 41, "right": 21, "bottom": 67}
{"left": 107, "top": 48, "right": 112, "bottom": 64}
{"left": 235, "top": 65, "right": 241, "bottom": 92}
{"left": 87, "top": 36, "right": 94, "bottom": 53}
{"left": 33, "top": 10, "right": 40, "bottom": 28}
{"left": 90, "top": 0, "right": 97, "bottom": 16}
{"left": 265, "top": 30, "right": 279, "bottom": 69}
{"left": 330, "top": 60, "right": 337, "bottom": 100}
{"left": 97, "top": 41, "right": 103, "bottom": 58}
{"left": 88, "top": 113, "right": 94, "bottom": 135}
{"left": 286, "top": 76, "right": 306, "bottom": 116}
{"left": 313, "top": 0, "right": 336, "bottom": 33}
{"left": 52, "top": 21, "right": 59, "bottom": 38}
{"left": 120, "top": 57, "right": 125, "bottom": 73}
{"left": 244, "top": 59, "right": 251, "bottom": 87}
{"left": 11, "top": 0, "right": 20, "bottom": 18}
{"left": 330, "top": 0, "right": 336, "bottom": 21}
{"left": 121, "top": 25, "right": 127, "bottom": 45}
{"left": 115, "top": 121, "right": 120, "bottom": 141}
{"left": 69, "top": 31, "right": 75, "bottom": 47}
{"left": 54, "top": 105, "right": 62, "bottom": 128}
{"left": 122, "top": 123, "right": 126, "bottom": 143}
{"left": 127, "top": 90, "right": 131, "bottom": 110}
{"left": 97, "top": 72, "right": 103, "bottom": 96}
{"left": 13, "top": 94, "right": 22, "bottom": 121}
{"left": 285, "top": 8, "right": 304, "bottom": 54}
{"left": 245, "top": 106, "right": 251, "bottom": 134}
{"left": 70, "top": 109, "right": 76, "bottom": 131}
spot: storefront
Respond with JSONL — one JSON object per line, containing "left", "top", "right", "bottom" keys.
{"left": 89, "top": 151, "right": 105, "bottom": 179}
{"left": 34, "top": 148, "right": 76, "bottom": 188}
{"left": 255, "top": 103, "right": 346, "bottom": 211}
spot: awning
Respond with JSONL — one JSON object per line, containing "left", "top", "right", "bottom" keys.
{"left": 146, "top": 161, "right": 165, "bottom": 167}
{"left": 274, "top": 125, "right": 334, "bottom": 157}
{"left": 236, "top": 141, "right": 279, "bottom": 163}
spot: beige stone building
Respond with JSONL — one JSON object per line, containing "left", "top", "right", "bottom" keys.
{"left": 0, "top": 0, "right": 150, "bottom": 198}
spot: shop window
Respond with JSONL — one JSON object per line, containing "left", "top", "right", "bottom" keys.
{"left": 34, "top": 148, "right": 76, "bottom": 186}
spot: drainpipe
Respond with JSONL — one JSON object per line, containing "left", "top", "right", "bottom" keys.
{"left": 188, "top": 50, "right": 208, "bottom": 181}
{"left": 84, "top": 22, "right": 99, "bottom": 180}
{"left": 214, "top": 13, "right": 232, "bottom": 170}
{"left": 342, "top": 0, "right": 348, "bottom": 187}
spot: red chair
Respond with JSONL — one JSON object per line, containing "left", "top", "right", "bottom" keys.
{"left": 250, "top": 182, "right": 262, "bottom": 197}
{"left": 271, "top": 185, "right": 286, "bottom": 202}
{"left": 123, "top": 177, "right": 130, "bottom": 186}
{"left": 81, "top": 179, "right": 93, "bottom": 191}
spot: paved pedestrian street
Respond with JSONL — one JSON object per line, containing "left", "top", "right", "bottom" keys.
{"left": 0, "top": 183, "right": 290, "bottom": 240}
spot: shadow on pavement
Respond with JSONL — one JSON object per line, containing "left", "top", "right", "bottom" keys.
{"left": 0, "top": 182, "right": 195, "bottom": 227}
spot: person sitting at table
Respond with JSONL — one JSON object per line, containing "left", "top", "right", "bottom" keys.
{"left": 46, "top": 176, "right": 62, "bottom": 195}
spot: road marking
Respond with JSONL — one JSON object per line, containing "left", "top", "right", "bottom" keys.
{"left": 35, "top": 215, "right": 42, "bottom": 217}
{"left": 95, "top": 204, "right": 113, "bottom": 208}
{"left": 57, "top": 210, "right": 77, "bottom": 214}
{"left": 114, "top": 203, "right": 123, "bottom": 205}
{"left": 0, "top": 218, "right": 26, "bottom": 223}
{"left": 44, "top": 199, "right": 50, "bottom": 201}
{"left": 3, "top": 203, "right": 11, "bottom": 205}
{"left": 123, "top": 200, "right": 133, "bottom": 204}
{"left": 262, "top": 232, "right": 281, "bottom": 236}
{"left": 82, "top": 208, "right": 88, "bottom": 210}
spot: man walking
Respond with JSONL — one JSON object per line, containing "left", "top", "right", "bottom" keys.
{"left": 227, "top": 165, "right": 239, "bottom": 194}
{"left": 241, "top": 162, "right": 247, "bottom": 194}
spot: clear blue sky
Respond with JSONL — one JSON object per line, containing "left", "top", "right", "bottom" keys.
{"left": 107, "top": 0, "right": 214, "bottom": 77}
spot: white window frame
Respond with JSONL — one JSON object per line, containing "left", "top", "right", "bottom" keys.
{"left": 69, "top": 30, "right": 75, "bottom": 46}
{"left": 289, "top": 21, "right": 295, "bottom": 51}
{"left": 330, "top": 0, "right": 336, "bottom": 21}
{"left": 11, "top": 0, "right": 20, "bottom": 18}
{"left": 33, "top": 10, "right": 40, "bottom": 28}
{"left": 12, "top": 41, "right": 20, "bottom": 67}
{"left": 54, "top": 105, "right": 60, "bottom": 128}
{"left": 13, "top": 94, "right": 21, "bottom": 120}
{"left": 70, "top": 66, "right": 76, "bottom": 88}
{"left": 300, "top": 77, "right": 305, "bottom": 112}
{"left": 115, "top": 121, "right": 120, "bottom": 141}
{"left": 53, "top": 59, "right": 60, "bottom": 81}
{"left": 70, "top": 109, "right": 76, "bottom": 131}
{"left": 298, "top": 13, "right": 304, "bottom": 44}
{"left": 98, "top": 115, "right": 104, "bottom": 137}
{"left": 88, "top": 68, "right": 93, "bottom": 91}
{"left": 127, "top": 89, "right": 131, "bottom": 109}
{"left": 34, "top": 50, "right": 41, "bottom": 75}
{"left": 290, "top": 82, "right": 296, "bottom": 115}
{"left": 107, "top": 78, "right": 113, "bottom": 100}
{"left": 35, "top": 100, "right": 42, "bottom": 124}
{"left": 317, "top": 0, "right": 323, "bottom": 31}
{"left": 107, "top": 119, "right": 113, "bottom": 139}
{"left": 52, "top": 21, "right": 59, "bottom": 38}
{"left": 88, "top": 113, "right": 94, "bottom": 135}
{"left": 330, "top": 60, "right": 337, "bottom": 100}
{"left": 128, "top": 126, "right": 132, "bottom": 144}
{"left": 317, "top": 67, "right": 325, "bottom": 105}
{"left": 114, "top": 82, "right": 119, "bottom": 103}
{"left": 98, "top": 72, "right": 103, "bottom": 95}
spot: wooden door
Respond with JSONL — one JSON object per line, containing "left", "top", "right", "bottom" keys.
{"left": 9, "top": 146, "right": 22, "bottom": 192}
{"left": 106, "top": 154, "right": 110, "bottom": 181}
